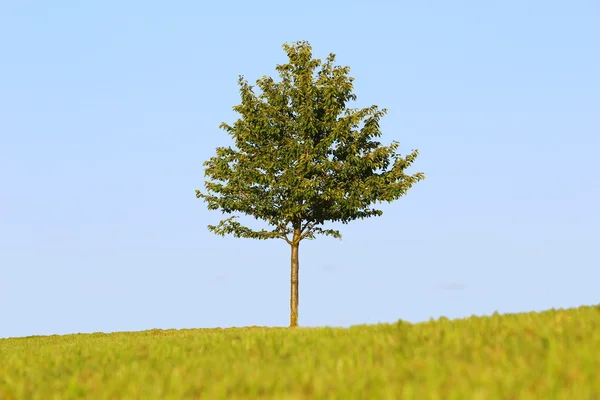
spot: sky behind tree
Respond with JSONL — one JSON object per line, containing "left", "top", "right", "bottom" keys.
{"left": 1, "top": 0, "right": 598, "bottom": 338}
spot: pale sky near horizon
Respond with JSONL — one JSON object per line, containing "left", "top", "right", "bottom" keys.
{"left": 1, "top": 1, "right": 598, "bottom": 339}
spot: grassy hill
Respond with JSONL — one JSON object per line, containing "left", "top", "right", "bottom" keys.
{"left": 2, "top": 305, "right": 599, "bottom": 399}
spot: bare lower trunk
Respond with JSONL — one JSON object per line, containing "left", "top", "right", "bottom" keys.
{"left": 289, "top": 228, "right": 301, "bottom": 328}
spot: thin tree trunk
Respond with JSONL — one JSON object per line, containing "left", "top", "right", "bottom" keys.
{"left": 289, "top": 228, "right": 301, "bottom": 328}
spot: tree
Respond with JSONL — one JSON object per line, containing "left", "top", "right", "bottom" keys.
{"left": 196, "top": 41, "right": 425, "bottom": 328}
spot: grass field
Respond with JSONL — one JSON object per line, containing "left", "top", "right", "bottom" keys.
{"left": 1, "top": 305, "right": 599, "bottom": 399}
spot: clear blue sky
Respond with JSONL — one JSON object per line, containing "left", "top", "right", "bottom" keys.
{"left": 1, "top": 1, "right": 598, "bottom": 339}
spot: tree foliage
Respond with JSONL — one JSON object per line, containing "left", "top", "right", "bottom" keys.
{"left": 196, "top": 41, "right": 425, "bottom": 246}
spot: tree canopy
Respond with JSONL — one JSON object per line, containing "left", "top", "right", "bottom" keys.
{"left": 197, "top": 41, "right": 424, "bottom": 244}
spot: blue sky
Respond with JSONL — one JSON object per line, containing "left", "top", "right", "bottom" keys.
{"left": 1, "top": 1, "right": 598, "bottom": 339}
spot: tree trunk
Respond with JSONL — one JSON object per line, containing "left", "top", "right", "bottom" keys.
{"left": 289, "top": 228, "right": 301, "bottom": 328}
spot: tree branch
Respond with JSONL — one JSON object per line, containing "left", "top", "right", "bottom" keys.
{"left": 300, "top": 220, "right": 319, "bottom": 240}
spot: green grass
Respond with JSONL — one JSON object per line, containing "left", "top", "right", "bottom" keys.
{"left": 2, "top": 305, "right": 599, "bottom": 399}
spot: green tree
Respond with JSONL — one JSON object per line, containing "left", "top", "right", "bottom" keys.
{"left": 196, "top": 41, "right": 424, "bottom": 328}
